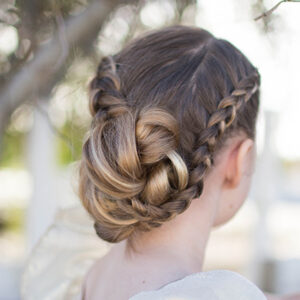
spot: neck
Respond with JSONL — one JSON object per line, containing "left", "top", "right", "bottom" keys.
{"left": 110, "top": 192, "right": 218, "bottom": 283}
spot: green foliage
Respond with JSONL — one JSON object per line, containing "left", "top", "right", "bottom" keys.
{"left": 55, "top": 118, "right": 88, "bottom": 166}
{"left": 0, "top": 110, "right": 88, "bottom": 168}
{"left": 0, "top": 206, "right": 25, "bottom": 233}
{"left": 0, "top": 129, "right": 26, "bottom": 168}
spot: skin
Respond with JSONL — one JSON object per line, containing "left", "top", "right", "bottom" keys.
{"left": 82, "top": 132, "right": 300, "bottom": 300}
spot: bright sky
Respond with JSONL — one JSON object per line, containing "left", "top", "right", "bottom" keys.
{"left": 195, "top": 0, "right": 300, "bottom": 160}
{"left": 0, "top": 25, "right": 18, "bottom": 54}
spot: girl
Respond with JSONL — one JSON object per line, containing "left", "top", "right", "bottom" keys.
{"left": 77, "top": 24, "right": 269, "bottom": 299}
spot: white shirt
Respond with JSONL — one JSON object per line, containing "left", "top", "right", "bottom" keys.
{"left": 129, "top": 269, "right": 267, "bottom": 300}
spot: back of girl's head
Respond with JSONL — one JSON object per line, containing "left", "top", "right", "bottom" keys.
{"left": 78, "top": 25, "right": 261, "bottom": 244}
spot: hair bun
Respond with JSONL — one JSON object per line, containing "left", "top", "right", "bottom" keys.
{"left": 79, "top": 73, "right": 190, "bottom": 242}
{"left": 135, "top": 106, "right": 189, "bottom": 203}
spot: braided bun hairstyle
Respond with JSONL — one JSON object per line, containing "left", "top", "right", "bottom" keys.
{"left": 78, "top": 25, "right": 261, "bottom": 243}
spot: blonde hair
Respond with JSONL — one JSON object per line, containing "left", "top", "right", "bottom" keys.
{"left": 78, "top": 25, "right": 260, "bottom": 243}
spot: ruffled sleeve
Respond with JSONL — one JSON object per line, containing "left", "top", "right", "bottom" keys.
{"left": 20, "top": 203, "right": 111, "bottom": 300}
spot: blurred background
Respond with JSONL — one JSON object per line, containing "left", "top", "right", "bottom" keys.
{"left": 0, "top": 0, "right": 300, "bottom": 299}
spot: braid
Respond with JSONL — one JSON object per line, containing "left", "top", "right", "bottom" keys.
{"left": 178, "top": 71, "right": 260, "bottom": 211}
{"left": 88, "top": 55, "right": 129, "bottom": 122}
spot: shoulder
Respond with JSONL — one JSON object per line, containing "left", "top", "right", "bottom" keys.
{"left": 80, "top": 257, "right": 107, "bottom": 300}
{"left": 130, "top": 269, "right": 267, "bottom": 300}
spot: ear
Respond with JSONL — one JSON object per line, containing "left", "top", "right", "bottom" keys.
{"left": 223, "top": 138, "right": 255, "bottom": 189}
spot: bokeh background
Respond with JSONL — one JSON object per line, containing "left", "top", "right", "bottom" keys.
{"left": 0, "top": 0, "right": 300, "bottom": 299}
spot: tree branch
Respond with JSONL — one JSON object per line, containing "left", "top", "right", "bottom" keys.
{"left": 254, "top": 0, "right": 300, "bottom": 21}
{"left": 0, "top": 0, "right": 122, "bottom": 157}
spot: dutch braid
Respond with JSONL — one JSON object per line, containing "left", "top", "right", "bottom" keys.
{"left": 174, "top": 72, "right": 260, "bottom": 215}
